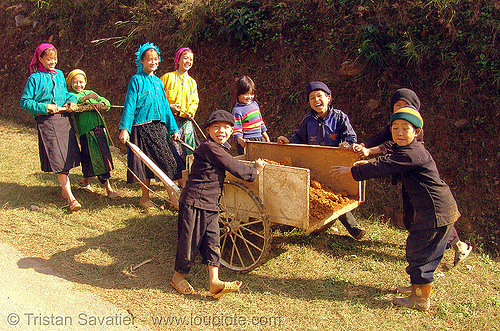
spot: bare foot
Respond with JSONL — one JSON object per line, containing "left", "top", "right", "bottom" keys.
{"left": 209, "top": 280, "right": 225, "bottom": 294}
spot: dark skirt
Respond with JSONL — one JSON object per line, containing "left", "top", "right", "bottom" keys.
{"left": 79, "top": 125, "right": 114, "bottom": 179}
{"left": 127, "top": 121, "right": 185, "bottom": 184}
{"left": 36, "top": 113, "right": 81, "bottom": 174}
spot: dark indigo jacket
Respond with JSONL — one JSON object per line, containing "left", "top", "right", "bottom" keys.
{"left": 351, "top": 139, "right": 460, "bottom": 231}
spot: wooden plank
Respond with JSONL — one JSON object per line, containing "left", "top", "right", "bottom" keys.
{"left": 226, "top": 161, "right": 310, "bottom": 229}
{"left": 246, "top": 141, "right": 360, "bottom": 197}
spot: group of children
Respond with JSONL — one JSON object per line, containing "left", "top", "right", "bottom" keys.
{"left": 20, "top": 42, "right": 471, "bottom": 308}
{"left": 20, "top": 43, "right": 120, "bottom": 212}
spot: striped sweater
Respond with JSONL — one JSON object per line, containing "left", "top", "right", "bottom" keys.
{"left": 232, "top": 100, "right": 267, "bottom": 139}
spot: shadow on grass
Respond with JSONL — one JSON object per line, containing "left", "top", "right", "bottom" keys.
{"left": 3, "top": 178, "right": 489, "bottom": 308}
{"left": 241, "top": 274, "right": 394, "bottom": 309}
{"left": 16, "top": 212, "right": 179, "bottom": 291}
{"left": 269, "top": 227, "right": 406, "bottom": 266}
{"left": 2, "top": 172, "right": 175, "bottom": 213}
{"left": 9, "top": 199, "right": 395, "bottom": 308}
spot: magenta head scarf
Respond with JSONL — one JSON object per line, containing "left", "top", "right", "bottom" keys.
{"left": 29, "top": 43, "right": 57, "bottom": 75}
{"left": 174, "top": 47, "right": 193, "bottom": 70}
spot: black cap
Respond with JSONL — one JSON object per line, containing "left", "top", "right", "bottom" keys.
{"left": 204, "top": 109, "right": 235, "bottom": 129}
{"left": 390, "top": 88, "right": 421, "bottom": 111}
{"left": 306, "top": 81, "right": 331, "bottom": 101}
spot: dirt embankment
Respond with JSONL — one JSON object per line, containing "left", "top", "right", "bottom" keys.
{"left": 1, "top": 0, "right": 498, "bottom": 254}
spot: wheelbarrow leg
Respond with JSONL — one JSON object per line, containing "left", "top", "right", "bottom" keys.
{"left": 338, "top": 212, "right": 366, "bottom": 240}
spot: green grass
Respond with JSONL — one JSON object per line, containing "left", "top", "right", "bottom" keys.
{"left": 1, "top": 118, "right": 499, "bottom": 330}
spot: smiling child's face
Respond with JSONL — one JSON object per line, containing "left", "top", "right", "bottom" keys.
{"left": 308, "top": 90, "right": 331, "bottom": 117}
{"left": 71, "top": 74, "right": 86, "bottom": 93}
{"left": 141, "top": 49, "right": 159, "bottom": 74}
{"left": 206, "top": 121, "right": 233, "bottom": 145}
{"left": 238, "top": 92, "right": 255, "bottom": 105}
{"left": 38, "top": 50, "right": 58, "bottom": 71}
{"left": 177, "top": 51, "right": 193, "bottom": 74}
{"left": 391, "top": 119, "right": 421, "bottom": 146}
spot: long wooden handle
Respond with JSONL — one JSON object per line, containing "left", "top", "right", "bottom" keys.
{"left": 177, "top": 109, "right": 207, "bottom": 140}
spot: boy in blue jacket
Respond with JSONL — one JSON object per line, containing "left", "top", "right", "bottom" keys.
{"left": 277, "top": 81, "right": 365, "bottom": 239}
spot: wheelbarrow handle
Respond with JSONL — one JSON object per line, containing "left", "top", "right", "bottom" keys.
{"left": 178, "top": 139, "right": 195, "bottom": 152}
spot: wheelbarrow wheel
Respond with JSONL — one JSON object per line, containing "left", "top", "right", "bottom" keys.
{"left": 219, "top": 180, "right": 271, "bottom": 273}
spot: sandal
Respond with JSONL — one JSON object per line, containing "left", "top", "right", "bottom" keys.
{"left": 79, "top": 182, "right": 94, "bottom": 193}
{"left": 107, "top": 192, "right": 121, "bottom": 200}
{"left": 454, "top": 243, "right": 473, "bottom": 266}
{"left": 210, "top": 281, "right": 242, "bottom": 299}
{"left": 139, "top": 199, "right": 156, "bottom": 210}
{"left": 170, "top": 279, "right": 194, "bottom": 295}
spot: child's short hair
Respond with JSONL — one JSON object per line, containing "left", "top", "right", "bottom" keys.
{"left": 390, "top": 105, "right": 423, "bottom": 129}
{"left": 204, "top": 110, "right": 235, "bottom": 129}
{"left": 235, "top": 76, "right": 256, "bottom": 100}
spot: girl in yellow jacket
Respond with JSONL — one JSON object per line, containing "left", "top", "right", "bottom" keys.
{"left": 161, "top": 47, "right": 199, "bottom": 161}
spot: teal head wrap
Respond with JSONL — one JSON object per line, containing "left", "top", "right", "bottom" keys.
{"left": 135, "top": 42, "right": 161, "bottom": 73}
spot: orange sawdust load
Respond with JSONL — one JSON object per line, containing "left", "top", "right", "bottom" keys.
{"left": 261, "top": 158, "right": 356, "bottom": 224}
{"left": 309, "top": 179, "right": 355, "bottom": 224}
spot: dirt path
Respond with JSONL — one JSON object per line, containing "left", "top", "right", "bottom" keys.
{"left": 0, "top": 241, "right": 147, "bottom": 330}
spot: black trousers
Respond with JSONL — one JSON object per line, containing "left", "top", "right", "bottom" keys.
{"left": 403, "top": 185, "right": 460, "bottom": 249}
{"left": 174, "top": 203, "right": 221, "bottom": 274}
{"left": 406, "top": 224, "right": 453, "bottom": 284}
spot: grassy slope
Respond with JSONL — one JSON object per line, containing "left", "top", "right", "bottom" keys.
{"left": 1, "top": 118, "right": 499, "bottom": 330}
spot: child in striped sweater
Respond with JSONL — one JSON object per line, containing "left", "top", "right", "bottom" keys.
{"left": 231, "top": 76, "right": 270, "bottom": 155}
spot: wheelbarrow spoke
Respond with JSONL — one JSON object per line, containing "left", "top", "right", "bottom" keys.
{"left": 240, "top": 218, "right": 264, "bottom": 227}
{"left": 229, "top": 233, "right": 236, "bottom": 266}
{"left": 240, "top": 225, "right": 265, "bottom": 239}
{"left": 235, "top": 229, "right": 262, "bottom": 256}
{"left": 229, "top": 232, "right": 246, "bottom": 268}
{"left": 220, "top": 231, "right": 228, "bottom": 255}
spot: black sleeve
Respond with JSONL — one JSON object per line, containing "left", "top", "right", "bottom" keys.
{"left": 204, "top": 143, "right": 257, "bottom": 182}
{"left": 363, "top": 124, "right": 392, "bottom": 148}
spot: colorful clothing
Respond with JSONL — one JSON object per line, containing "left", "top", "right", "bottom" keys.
{"left": 160, "top": 71, "right": 199, "bottom": 119}
{"left": 232, "top": 100, "right": 268, "bottom": 140}
{"left": 79, "top": 126, "right": 113, "bottom": 182}
{"left": 70, "top": 90, "right": 111, "bottom": 136}
{"left": 127, "top": 121, "right": 184, "bottom": 182}
{"left": 119, "top": 71, "right": 178, "bottom": 134}
{"left": 160, "top": 71, "right": 199, "bottom": 156}
{"left": 21, "top": 69, "right": 77, "bottom": 117}
{"left": 120, "top": 69, "right": 183, "bottom": 183}
{"left": 20, "top": 69, "right": 80, "bottom": 173}
{"left": 70, "top": 89, "right": 114, "bottom": 179}
{"left": 288, "top": 108, "right": 357, "bottom": 146}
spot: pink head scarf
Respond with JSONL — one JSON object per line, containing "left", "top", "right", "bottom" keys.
{"left": 29, "top": 43, "right": 57, "bottom": 75}
{"left": 174, "top": 47, "right": 193, "bottom": 70}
